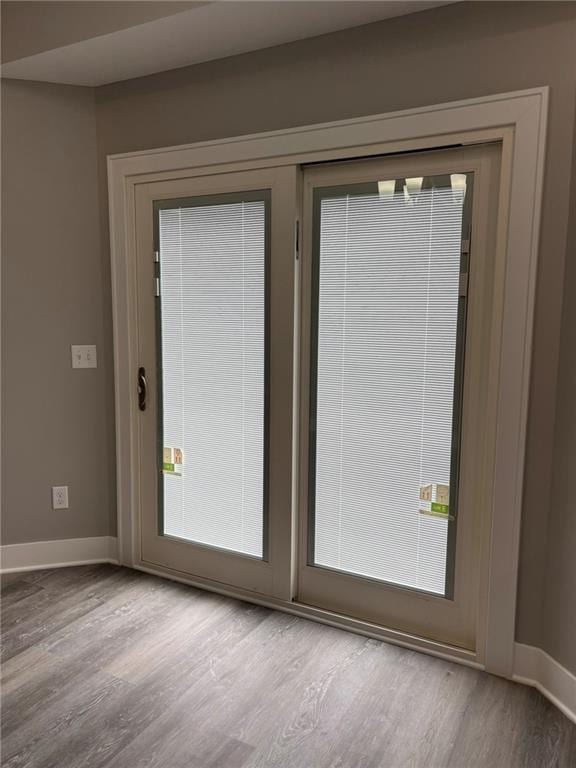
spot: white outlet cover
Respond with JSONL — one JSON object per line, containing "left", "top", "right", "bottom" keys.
{"left": 71, "top": 345, "right": 97, "bottom": 369}
{"left": 52, "top": 485, "right": 69, "bottom": 510}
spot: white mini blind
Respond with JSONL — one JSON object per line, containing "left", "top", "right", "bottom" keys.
{"left": 312, "top": 181, "right": 466, "bottom": 595}
{"left": 159, "top": 197, "right": 266, "bottom": 558}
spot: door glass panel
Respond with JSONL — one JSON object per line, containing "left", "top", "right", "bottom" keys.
{"left": 309, "top": 174, "right": 469, "bottom": 595}
{"left": 156, "top": 191, "right": 268, "bottom": 558}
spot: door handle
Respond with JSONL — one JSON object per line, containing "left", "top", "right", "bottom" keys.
{"left": 137, "top": 367, "right": 147, "bottom": 411}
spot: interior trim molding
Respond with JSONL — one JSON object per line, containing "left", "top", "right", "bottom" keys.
{"left": 514, "top": 643, "right": 576, "bottom": 725}
{"left": 0, "top": 537, "right": 119, "bottom": 573}
{"left": 108, "top": 87, "right": 549, "bottom": 678}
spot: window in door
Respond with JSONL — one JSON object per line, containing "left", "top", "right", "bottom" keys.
{"left": 156, "top": 191, "right": 270, "bottom": 558}
{"left": 307, "top": 173, "right": 470, "bottom": 596}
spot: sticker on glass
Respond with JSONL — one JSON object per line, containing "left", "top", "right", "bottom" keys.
{"left": 419, "top": 483, "right": 451, "bottom": 519}
{"left": 162, "top": 447, "right": 182, "bottom": 476}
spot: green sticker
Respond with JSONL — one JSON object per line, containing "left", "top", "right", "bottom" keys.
{"left": 431, "top": 502, "right": 449, "bottom": 515}
{"left": 162, "top": 462, "right": 175, "bottom": 473}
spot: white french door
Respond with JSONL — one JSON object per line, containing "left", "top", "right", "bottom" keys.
{"left": 134, "top": 145, "right": 500, "bottom": 649}
{"left": 135, "top": 167, "right": 298, "bottom": 599}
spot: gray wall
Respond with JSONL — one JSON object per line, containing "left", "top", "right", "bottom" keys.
{"left": 2, "top": 1, "right": 575, "bottom": 670}
{"left": 543, "top": 100, "right": 576, "bottom": 675}
{"left": 1, "top": 80, "right": 116, "bottom": 542}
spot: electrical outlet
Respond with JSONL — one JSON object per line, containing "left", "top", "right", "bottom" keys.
{"left": 52, "top": 486, "right": 69, "bottom": 510}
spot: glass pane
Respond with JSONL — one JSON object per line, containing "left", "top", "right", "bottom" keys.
{"left": 310, "top": 175, "right": 468, "bottom": 595}
{"left": 158, "top": 193, "right": 267, "bottom": 558}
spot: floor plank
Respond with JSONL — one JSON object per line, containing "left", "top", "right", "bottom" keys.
{"left": 1, "top": 565, "right": 574, "bottom": 768}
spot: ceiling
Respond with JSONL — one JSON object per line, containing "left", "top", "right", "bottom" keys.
{"left": 1, "top": 1, "right": 458, "bottom": 87}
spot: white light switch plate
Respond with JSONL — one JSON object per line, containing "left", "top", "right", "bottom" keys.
{"left": 71, "top": 345, "right": 97, "bottom": 369}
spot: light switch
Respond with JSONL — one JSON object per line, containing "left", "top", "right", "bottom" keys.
{"left": 71, "top": 345, "right": 97, "bottom": 369}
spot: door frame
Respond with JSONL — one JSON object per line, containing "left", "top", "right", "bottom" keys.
{"left": 108, "top": 88, "right": 549, "bottom": 676}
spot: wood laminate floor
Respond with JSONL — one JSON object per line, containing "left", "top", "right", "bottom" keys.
{"left": 1, "top": 565, "right": 575, "bottom": 768}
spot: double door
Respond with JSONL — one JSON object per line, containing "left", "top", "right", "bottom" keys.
{"left": 135, "top": 145, "right": 500, "bottom": 649}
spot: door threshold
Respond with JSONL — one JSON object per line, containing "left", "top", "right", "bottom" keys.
{"left": 132, "top": 560, "right": 482, "bottom": 670}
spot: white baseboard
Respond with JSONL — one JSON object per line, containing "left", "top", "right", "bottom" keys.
{"left": 0, "top": 536, "right": 119, "bottom": 573}
{"left": 514, "top": 642, "right": 576, "bottom": 725}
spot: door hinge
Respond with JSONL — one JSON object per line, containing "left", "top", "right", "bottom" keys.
{"left": 154, "top": 251, "right": 160, "bottom": 296}
{"left": 459, "top": 272, "right": 469, "bottom": 297}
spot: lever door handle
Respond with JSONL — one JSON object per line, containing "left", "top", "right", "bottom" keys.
{"left": 137, "top": 366, "right": 147, "bottom": 411}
